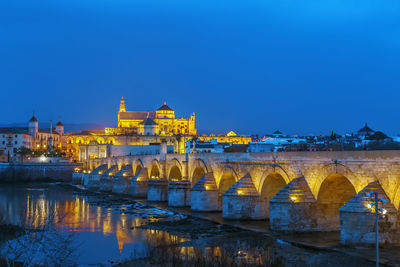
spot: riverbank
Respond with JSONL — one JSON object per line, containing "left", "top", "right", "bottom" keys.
{"left": 0, "top": 223, "right": 25, "bottom": 266}
{"left": 135, "top": 201, "right": 400, "bottom": 266}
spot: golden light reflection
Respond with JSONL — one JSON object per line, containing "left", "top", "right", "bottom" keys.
{"left": 17, "top": 193, "right": 194, "bottom": 258}
{"left": 237, "top": 190, "right": 245, "bottom": 196}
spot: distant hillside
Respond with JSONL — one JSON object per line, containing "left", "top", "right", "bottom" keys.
{"left": 0, "top": 123, "right": 107, "bottom": 133}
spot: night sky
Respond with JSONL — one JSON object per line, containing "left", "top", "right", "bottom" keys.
{"left": 1, "top": 0, "right": 400, "bottom": 135}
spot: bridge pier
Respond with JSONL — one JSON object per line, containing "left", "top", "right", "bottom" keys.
{"left": 340, "top": 181, "right": 399, "bottom": 245}
{"left": 87, "top": 174, "right": 101, "bottom": 189}
{"left": 112, "top": 165, "right": 134, "bottom": 194}
{"left": 130, "top": 168, "right": 149, "bottom": 198}
{"left": 191, "top": 172, "right": 221, "bottom": 211}
{"left": 100, "top": 165, "right": 118, "bottom": 191}
{"left": 168, "top": 180, "right": 191, "bottom": 207}
{"left": 147, "top": 179, "right": 169, "bottom": 201}
{"left": 72, "top": 172, "right": 83, "bottom": 184}
{"left": 269, "top": 177, "right": 317, "bottom": 231}
{"left": 81, "top": 173, "right": 89, "bottom": 185}
{"left": 222, "top": 173, "right": 267, "bottom": 220}
{"left": 86, "top": 164, "right": 108, "bottom": 190}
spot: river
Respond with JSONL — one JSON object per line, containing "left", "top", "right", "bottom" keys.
{"left": 0, "top": 183, "right": 376, "bottom": 266}
{"left": 0, "top": 183, "right": 190, "bottom": 265}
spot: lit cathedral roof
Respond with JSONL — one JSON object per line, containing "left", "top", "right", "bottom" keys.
{"left": 157, "top": 100, "right": 174, "bottom": 111}
{"left": 119, "top": 112, "right": 156, "bottom": 120}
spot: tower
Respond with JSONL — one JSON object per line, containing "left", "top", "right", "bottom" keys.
{"left": 119, "top": 96, "right": 126, "bottom": 112}
{"left": 56, "top": 120, "right": 64, "bottom": 135}
{"left": 28, "top": 113, "right": 39, "bottom": 138}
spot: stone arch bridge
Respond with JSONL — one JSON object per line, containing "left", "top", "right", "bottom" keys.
{"left": 75, "top": 151, "right": 400, "bottom": 245}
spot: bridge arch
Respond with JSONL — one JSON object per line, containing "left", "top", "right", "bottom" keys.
{"left": 168, "top": 159, "right": 183, "bottom": 181}
{"left": 260, "top": 172, "right": 288, "bottom": 214}
{"left": 190, "top": 159, "right": 209, "bottom": 186}
{"left": 133, "top": 159, "right": 144, "bottom": 176}
{"left": 217, "top": 166, "right": 239, "bottom": 195}
{"left": 316, "top": 173, "right": 357, "bottom": 230}
{"left": 149, "top": 159, "right": 161, "bottom": 179}
{"left": 312, "top": 163, "right": 360, "bottom": 197}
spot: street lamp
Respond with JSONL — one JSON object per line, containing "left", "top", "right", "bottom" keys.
{"left": 365, "top": 190, "right": 387, "bottom": 267}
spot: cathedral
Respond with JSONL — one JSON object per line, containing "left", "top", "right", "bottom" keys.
{"left": 116, "top": 97, "right": 196, "bottom": 136}
{"left": 65, "top": 98, "right": 197, "bottom": 161}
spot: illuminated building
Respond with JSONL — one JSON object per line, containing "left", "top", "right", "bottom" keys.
{"left": 115, "top": 97, "right": 196, "bottom": 136}
{"left": 65, "top": 98, "right": 196, "bottom": 160}
{"left": 62, "top": 99, "right": 249, "bottom": 160}
{"left": 0, "top": 114, "right": 64, "bottom": 159}
{"left": 197, "top": 131, "right": 251, "bottom": 145}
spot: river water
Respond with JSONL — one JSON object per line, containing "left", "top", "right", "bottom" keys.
{"left": 0, "top": 183, "right": 189, "bottom": 265}
{"left": 0, "top": 183, "right": 376, "bottom": 266}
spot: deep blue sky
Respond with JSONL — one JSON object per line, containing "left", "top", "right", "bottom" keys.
{"left": 1, "top": 0, "right": 400, "bottom": 135}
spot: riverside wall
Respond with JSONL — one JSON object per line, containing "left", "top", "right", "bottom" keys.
{"left": 0, "top": 162, "right": 82, "bottom": 182}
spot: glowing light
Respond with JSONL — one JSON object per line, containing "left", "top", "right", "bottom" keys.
{"left": 108, "top": 173, "right": 113, "bottom": 176}
{"left": 367, "top": 203, "right": 372, "bottom": 209}
{"left": 382, "top": 208, "right": 387, "bottom": 215}
{"left": 237, "top": 190, "right": 245, "bottom": 195}
{"left": 98, "top": 172, "right": 103, "bottom": 175}
{"left": 39, "top": 155, "right": 47, "bottom": 162}
{"left": 290, "top": 196, "right": 297, "bottom": 202}
{"left": 123, "top": 173, "right": 127, "bottom": 177}
{"left": 205, "top": 185, "right": 210, "bottom": 190}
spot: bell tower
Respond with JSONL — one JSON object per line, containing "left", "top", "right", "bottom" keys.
{"left": 119, "top": 96, "right": 126, "bottom": 112}
{"left": 28, "top": 113, "right": 39, "bottom": 138}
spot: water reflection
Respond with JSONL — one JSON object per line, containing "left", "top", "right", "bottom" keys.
{"left": 0, "top": 184, "right": 188, "bottom": 264}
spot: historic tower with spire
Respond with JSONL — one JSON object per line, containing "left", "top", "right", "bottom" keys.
{"left": 28, "top": 113, "right": 39, "bottom": 138}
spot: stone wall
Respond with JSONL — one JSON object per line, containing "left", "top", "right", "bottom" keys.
{"left": 0, "top": 162, "right": 81, "bottom": 182}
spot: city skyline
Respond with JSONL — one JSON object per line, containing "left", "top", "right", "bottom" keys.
{"left": 2, "top": 0, "right": 400, "bottom": 135}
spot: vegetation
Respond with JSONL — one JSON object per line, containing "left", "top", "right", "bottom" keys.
{"left": 0, "top": 208, "right": 79, "bottom": 266}
{"left": 119, "top": 240, "right": 284, "bottom": 267}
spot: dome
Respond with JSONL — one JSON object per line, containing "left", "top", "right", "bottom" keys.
{"left": 56, "top": 120, "right": 64, "bottom": 127}
{"left": 139, "top": 117, "right": 158, "bottom": 126}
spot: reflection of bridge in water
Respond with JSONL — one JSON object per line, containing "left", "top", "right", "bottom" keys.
{"left": 75, "top": 150, "right": 400, "bottom": 245}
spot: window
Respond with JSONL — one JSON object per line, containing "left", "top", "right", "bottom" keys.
{"left": 15, "top": 135, "right": 17, "bottom": 138}
{"left": 14, "top": 141, "right": 17, "bottom": 144}
{"left": 2, "top": 141, "right": 4, "bottom": 144}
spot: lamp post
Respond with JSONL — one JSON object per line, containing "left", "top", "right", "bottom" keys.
{"left": 366, "top": 190, "right": 387, "bottom": 267}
